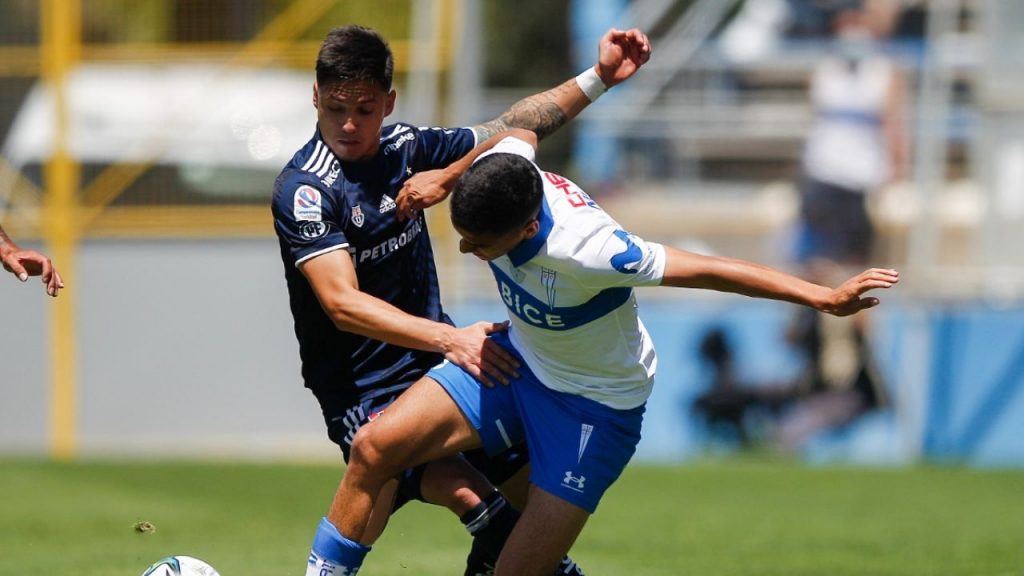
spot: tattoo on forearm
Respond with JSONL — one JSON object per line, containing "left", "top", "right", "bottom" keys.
{"left": 475, "top": 80, "right": 575, "bottom": 142}
{"left": 472, "top": 120, "right": 510, "bottom": 142}
{"left": 500, "top": 99, "right": 567, "bottom": 141}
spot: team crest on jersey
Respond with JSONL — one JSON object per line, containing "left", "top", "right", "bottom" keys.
{"left": 293, "top": 185, "right": 322, "bottom": 222}
{"left": 540, "top": 267, "right": 557, "bottom": 307}
{"left": 321, "top": 159, "right": 340, "bottom": 187}
{"left": 578, "top": 423, "right": 594, "bottom": 462}
{"left": 379, "top": 194, "right": 397, "bottom": 213}
{"left": 351, "top": 205, "right": 365, "bottom": 228}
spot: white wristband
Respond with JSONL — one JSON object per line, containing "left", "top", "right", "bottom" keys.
{"left": 575, "top": 67, "right": 607, "bottom": 102}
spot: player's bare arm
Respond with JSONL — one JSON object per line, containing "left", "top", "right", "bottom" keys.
{"left": 396, "top": 129, "right": 538, "bottom": 219}
{"left": 0, "top": 224, "right": 63, "bottom": 296}
{"left": 470, "top": 27, "right": 651, "bottom": 142}
{"left": 300, "top": 249, "right": 519, "bottom": 386}
{"left": 659, "top": 246, "right": 898, "bottom": 317}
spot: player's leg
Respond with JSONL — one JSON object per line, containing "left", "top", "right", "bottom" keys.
{"left": 400, "top": 377, "right": 590, "bottom": 576}
{"left": 363, "top": 477, "right": 399, "bottom": 543}
{"left": 424, "top": 357, "right": 576, "bottom": 575}
{"left": 308, "top": 377, "right": 481, "bottom": 575}
{"left": 305, "top": 389, "right": 408, "bottom": 575}
{"left": 309, "top": 370, "right": 517, "bottom": 576}
{"left": 419, "top": 454, "right": 506, "bottom": 511}
{"left": 496, "top": 460, "right": 531, "bottom": 510}
{"left": 496, "top": 486, "right": 591, "bottom": 576}
{"left": 502, "top": 357, "right": 645, "bottom": 575}
{"left": 305, "top": 475, "right": 400, "bottom": 576}
{"left": 420, "top": 454, "right": 524, "bottom": 576}
{"left": 434, "top": 424, "right": 586, "bottom": 575}
{"left": 319, "top": 387, "right": 496, "bottom": 537}
{"left": 330, "top": 375, "right": 487, "bottom": 540}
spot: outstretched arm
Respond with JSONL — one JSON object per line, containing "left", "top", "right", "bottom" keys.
{"left": 470, "top": 28, "right": 651, "bottom": 142}
{"left": 660, "top": 246, "right": 898, "bottom": 316}
{"left": 0, "top": 224, "right": 63, "bottom": 297}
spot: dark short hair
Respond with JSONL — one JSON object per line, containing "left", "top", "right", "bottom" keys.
{"left": 316, "top": 25, "right": 394, "bottom": 91}
{"left": 451, "top": 153, "right": 543, "bottom": 236}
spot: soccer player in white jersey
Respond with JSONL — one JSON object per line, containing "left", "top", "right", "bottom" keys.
{"left": 326, "top": 133, "right": 899, "bottom": 575}
{"left": 288, "top": 25, "right": 651, "bottom": 576}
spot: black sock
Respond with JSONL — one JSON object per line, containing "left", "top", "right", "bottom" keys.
{"left": 462, "top": 491, "right": 586, "bottom": 576}
{"left": 462, "top": 491, "right": 520, "bottom": 559}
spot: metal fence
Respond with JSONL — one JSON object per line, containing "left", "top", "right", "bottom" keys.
{"left": 0, "top": 0, "right": 463, "bottom": 459}
{"left": 0, "top": 0, "right": 432, "bottom": 240}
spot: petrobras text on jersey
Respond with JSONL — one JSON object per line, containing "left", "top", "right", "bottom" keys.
{"left": 355, "top": 218, "right": 423, "bottom": 265}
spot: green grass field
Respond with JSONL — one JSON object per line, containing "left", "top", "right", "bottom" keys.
{"left": 2, "top": 457, "right": 1022, "bottom": 576}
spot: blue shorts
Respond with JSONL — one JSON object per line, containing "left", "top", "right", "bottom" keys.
{"left": 313, "top": 381, "right": 528, "bottom": 509}
{"left": 427, "top": 334, "right": 645, "bottom": 513}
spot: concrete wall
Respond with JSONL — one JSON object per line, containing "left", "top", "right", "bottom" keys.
{"left": 0, "top": 239, "right": 330, "bottom": 459}
{"left": 3, "top": 240, "right": 1024, "bottom": 467}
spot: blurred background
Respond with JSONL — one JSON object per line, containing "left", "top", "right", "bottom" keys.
{"left": 1, "top": 0, "right": 1023, "bottom": 467}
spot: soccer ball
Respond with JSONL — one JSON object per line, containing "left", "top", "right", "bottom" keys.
{"left": 141, "top": 555, "right": 220, "bottom": 576}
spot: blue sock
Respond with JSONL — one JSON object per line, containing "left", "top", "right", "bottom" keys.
{"left": 306, "top": 517, "right": 371, "bottom": 576}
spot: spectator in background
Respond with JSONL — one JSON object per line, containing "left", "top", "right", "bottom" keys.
{"left": 782, "top": 0, "right": 906, "bottom": 451}
{"left": 0, "top": 224, "right": 63, "bottom": 296}
{"left": 797, "top": 0, "right": 907, "bottom": 267}
{"left": 690, "top": 307, "right": 889, "bottom": 453}
{"left": 691, "top": 327, "right": 763, "bottom": 447}
{"left": 775, "top": 298, "right": 889, "bottom": 451}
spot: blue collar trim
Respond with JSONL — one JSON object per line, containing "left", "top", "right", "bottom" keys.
{"left": 507, "top": 197, "right": 553, "bottom": 267}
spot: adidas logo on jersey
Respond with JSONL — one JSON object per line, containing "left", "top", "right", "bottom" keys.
{"left": 379, "top": 194, "right": 397, "bottom": 213}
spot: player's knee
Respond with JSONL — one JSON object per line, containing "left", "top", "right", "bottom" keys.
{"left": 349, "top": 423, "right": 408, "bottom": 479}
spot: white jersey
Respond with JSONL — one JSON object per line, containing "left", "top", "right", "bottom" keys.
{"left": 477, "top": 138, "right": 668, "bottom": 410}
{"left": 803, "top": 55, "right": 894, "bottom": 190}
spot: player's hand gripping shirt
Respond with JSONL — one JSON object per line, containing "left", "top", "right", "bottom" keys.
{"left": 272, "top": 123, "right": 476, "bottom": 399}
{"left": 481, "top": 138, "right": 668, "bottom": 410}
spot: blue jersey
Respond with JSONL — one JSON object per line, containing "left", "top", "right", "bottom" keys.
{"left": 272, "top": 123, "right": 477, "bottom": 401}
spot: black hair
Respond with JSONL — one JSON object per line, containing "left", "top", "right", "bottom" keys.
{"left": 316, "top": 25, "right": 394, "bottom": 91}
{"left": 450, "top": 153, "right": 544, "bottom": 236}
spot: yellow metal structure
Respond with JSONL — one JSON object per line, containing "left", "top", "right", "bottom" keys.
{"left": 0, "top": 0, "right": 439, "bottom": 458}
{"left": 0, "top": 0, "right": 421, "bottom": 239}
{"left": 41, "top": 0, "right": 81, "bottom": 460}
{"left": 78, "top": 0, "right": 342, "bottom": 230}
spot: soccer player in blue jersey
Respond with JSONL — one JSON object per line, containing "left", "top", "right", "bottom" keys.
{"left": 0, "top": 224, "right": 63, "bottom": 296}
{"left": 272, "top": 25, "right": 651, "bottom": 576}
{"left": 324, "top": 133, "right": 900, "bottom": 575}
